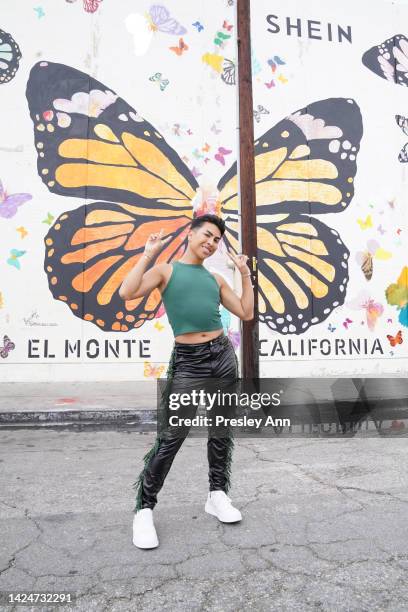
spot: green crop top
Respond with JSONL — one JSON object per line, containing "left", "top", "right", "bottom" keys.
{"left": 161, "top": 261, "right": 223, "bottom": 336}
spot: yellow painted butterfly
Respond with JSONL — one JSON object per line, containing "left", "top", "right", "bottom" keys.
{"left": 27, "top": 62, "right": 363, "bottom": 335}
{"left": 357, "top": 214, "right": 373, "bottom": 230}
{"left": 143, "top": 361, "right": 166, "bottom": 378}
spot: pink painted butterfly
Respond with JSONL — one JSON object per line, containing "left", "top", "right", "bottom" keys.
{"left": 0, "top": 335, "right": 15, "bottom": 358}
{"left": 83, "top": 0, "right": 102, "bottom": 13}
{"left": 363, "top": 299, "right": 384, "bottom": 331}
{"left": 214, "top": 147, "right": 232, "bottom": 166}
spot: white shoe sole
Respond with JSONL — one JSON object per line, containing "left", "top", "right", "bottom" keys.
{"left": 133, "top": 538, "right": 159, "bottom": 549}
{"left": 205, "top": 502, "right": 242, "bottom": 523}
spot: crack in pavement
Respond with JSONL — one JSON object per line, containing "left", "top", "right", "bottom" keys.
{"left": 0, "top": 509, "right": 42, "bottom": 578}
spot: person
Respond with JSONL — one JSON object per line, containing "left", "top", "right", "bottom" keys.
{"left": 119, "top": 214, "right": 254, "bottom": 549}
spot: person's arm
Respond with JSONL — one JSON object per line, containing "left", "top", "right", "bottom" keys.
{"left": 119, "top": 229, "right": 170, "bottom": 300}
{"left": 215, "top": 252, "right": 254, "bottom": 321}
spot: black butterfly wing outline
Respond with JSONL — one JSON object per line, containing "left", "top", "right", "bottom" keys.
{"left": 396, "top": 115, "right": 408, "bottom": 163}
{"left": 26, "top": 62, "right": 198, "bottom": 210}
{"left": 26, "top": 61, "right": 199, "bottom": 331}
{"left": 0, "top": 29, "right": 22, "bottom": 84}
{"left": 44, "top": 201, "right": 191, "bottom": 330}
{"left": 218, "top": 97, "right": 363, "bottom": 334}
{"left": 362, "top": 34, "right": 408, "bottom": 88}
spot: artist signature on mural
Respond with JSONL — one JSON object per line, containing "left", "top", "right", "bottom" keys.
{"left": 23, "top": 310, "right": 58, "bottom": 327}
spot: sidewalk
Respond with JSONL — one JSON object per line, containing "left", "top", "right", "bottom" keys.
{"left": 0, "top": 379, "right": 407, "bottom": 430}
{"left": 0, "top": 382, "right": 157, "bottom": 428}
{"left": 1, "top": 428, "right": 408, "bottom": 611}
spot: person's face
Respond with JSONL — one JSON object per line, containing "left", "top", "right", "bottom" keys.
{"left": 188, "top": 222, "right": 222, "bottom": 258}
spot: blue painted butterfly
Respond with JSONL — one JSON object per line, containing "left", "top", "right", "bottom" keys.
{"left": 0, "top": 29, "right": 22, "bottom": 84}
{"left": 26, "top": 61, "right": 362, "bottom": 334}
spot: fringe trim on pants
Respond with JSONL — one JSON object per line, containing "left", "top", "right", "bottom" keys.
{"left": 132, "top": 346, "right": 176, "bottom": 513}
{"left": 224, "top": 429, "right": 234, "bottom": 493}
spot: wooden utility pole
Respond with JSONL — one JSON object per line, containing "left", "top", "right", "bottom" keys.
{"left": 237, "top": 0, "right": 259, "bottom": 379}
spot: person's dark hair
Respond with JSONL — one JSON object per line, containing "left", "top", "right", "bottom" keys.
{"left": 190, "top": 214, "right": 225, "bottom": 236}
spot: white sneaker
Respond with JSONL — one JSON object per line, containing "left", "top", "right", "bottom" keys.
{"left": 132, "top": 509, "right": 159, "bottom": 549}
{"left": 205, "top": 491, "right": 242, "bottom": 523}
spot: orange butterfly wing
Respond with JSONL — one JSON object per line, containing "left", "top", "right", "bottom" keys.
{"left": 27, "top": 62, "right": 198, "bottom": 330}
{"left": 45, "top": 202, "right": 191, "bottom": 330}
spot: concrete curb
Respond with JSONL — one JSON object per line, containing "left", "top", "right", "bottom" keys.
{"left": 1, "top": 399, "right": 407, "bottom": 433}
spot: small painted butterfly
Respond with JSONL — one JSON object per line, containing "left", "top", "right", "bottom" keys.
{"left": 214, "top": 146, "right": 232, "bottom": 166}
{"left": 0, "top": 335, "right": 15, "bottom": 358}
{"left": 149, "top": 72, "right": 169, "bottom": 91}
{"left": 268, "top": 56, "right": 285, "bottom": 72}
{"left": 253, "top": 104, "right": 270, "bottom": 123}
{"left": 0, "top": 180, "right": 32, "bottom": 219}
{"left": 7, "top": 249, "right": 26, "bottom": 270}
{"left": 387, "top": 330, "right": 403, "bottom": 347}
{"left": 169, "top": 38, "right": 189, "bottom": 56}
{"left": 357, "top": 215, "right": 373, "bottom": 230}
{"left": 395, "top": 115, "right": 408, "bottom": 163}
{"left": 144, "top": 361, "right": 166, "bottom": 378}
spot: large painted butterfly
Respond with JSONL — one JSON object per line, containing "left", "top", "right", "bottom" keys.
{"left": 0, "top": 29, "right": 22, "bottom": 85}
{"left": 363, "top": 35, "right": 408, "bottom": 163}
{"left": 362, "top": 34, "right": 408, "bottom": 88}
{"left": 26, "top": 62, "right": 362, "bottom": 335}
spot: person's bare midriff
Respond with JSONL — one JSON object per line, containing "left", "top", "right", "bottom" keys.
{"left": 175, "top": 329, "right": 224, "bottom": 344}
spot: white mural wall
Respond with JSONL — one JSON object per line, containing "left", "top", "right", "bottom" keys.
{"left": 0, "top": 0, "right": 407, "bottom": 381}
{"left": 252, "top": 0, "right": 408, "bottom": 376}
{"left": 0, "top": 0, "right": 238, "bottom": 381}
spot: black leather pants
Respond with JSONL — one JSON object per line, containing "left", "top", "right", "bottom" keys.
{"left": 134, "top": 334, "right": 238, "bottom": 512}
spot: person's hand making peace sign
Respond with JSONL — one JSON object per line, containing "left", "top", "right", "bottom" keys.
{"left": 227, "top": 250, "right": 251, "bottom": 277}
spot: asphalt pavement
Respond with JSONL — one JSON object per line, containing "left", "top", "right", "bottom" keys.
{"left": 1, "top": 427, "right": 408, "bottom": 611}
